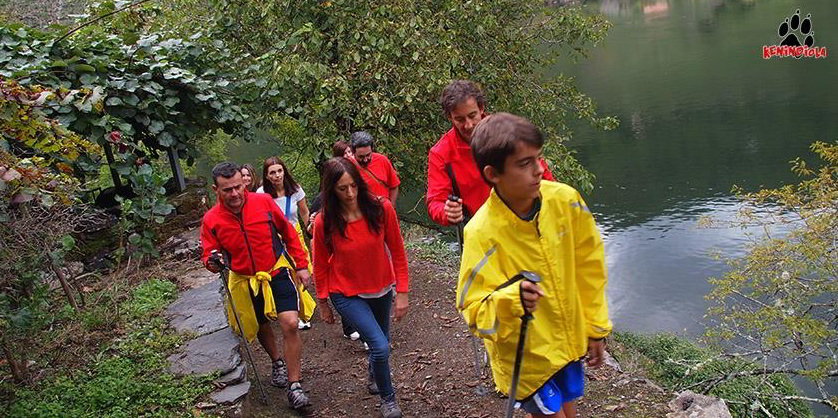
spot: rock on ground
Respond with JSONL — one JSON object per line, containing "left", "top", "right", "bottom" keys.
{"left": 211, "top": 381, "right": 252, "bottom": 405}
{"left": 167, "top": 325, "right": 241, "bottom": 377}
{"left": 165, "top": 281, "right": 227, "bottom": 337}
{"left": 667, "top": 390, "right": 733, "bottom": 418}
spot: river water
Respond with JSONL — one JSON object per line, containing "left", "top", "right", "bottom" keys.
{"left": 556, "top": 0, "right": 837, "bottom": 337}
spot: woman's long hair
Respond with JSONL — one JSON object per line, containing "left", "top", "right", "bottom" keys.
{"left": 321, "top": 157, "right": 383, "bottom": 252}
{"left": 261, "top": 156, "right": 300, "bottom": 198}
{"left": 241, "top": 163, "right": 261, "bottom": 192}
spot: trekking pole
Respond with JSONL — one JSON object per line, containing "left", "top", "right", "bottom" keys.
{"left": 444, "top": 164, "right": 489, "bottom": 397}
{"left": 452, "top": 212, "right": 489, "bottom": 397}
{"left": 505, "top": 271, "right": 542, "bottom": 418}
{"left": 213, "top": 252, "right": 269, "bottom": 405}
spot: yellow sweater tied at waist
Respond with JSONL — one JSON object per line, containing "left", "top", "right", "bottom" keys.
{"left": 226, "top": 257, "right": 290, "bottom": 342}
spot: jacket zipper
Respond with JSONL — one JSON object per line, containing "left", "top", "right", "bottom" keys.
{"left": 235, "top": 212, "right": 258, "bottom": 273}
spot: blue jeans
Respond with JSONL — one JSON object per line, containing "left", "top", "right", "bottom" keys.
{"left": 330, "top": 291, "right": 394, "bottom": 400}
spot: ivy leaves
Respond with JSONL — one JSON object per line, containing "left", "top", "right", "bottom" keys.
{"left": 0, "top": 24, "right": 249, "bottom": 173}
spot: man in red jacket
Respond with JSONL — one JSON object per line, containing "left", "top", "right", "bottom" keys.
{"left": 351, "top": 131, "right": 401, "bottom": 204}
{"left": 426, "top": 80, "right": 554, "bottom": 226}
{"left": 201, "top": 162, "right": 312, "bottom": 409}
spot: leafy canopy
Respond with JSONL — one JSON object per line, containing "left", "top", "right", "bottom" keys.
{"left": 183, "top": 0, "right": 617, "bottom": 191}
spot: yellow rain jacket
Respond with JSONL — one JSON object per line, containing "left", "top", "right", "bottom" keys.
{"left": 456, "top": 181, "right": 612, "bottom": 400}
{"left": 227, "top": 253, "right": 316, "bottom": 341}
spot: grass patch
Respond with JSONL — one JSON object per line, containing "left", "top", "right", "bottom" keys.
{"left": 613, "top": 332, "right": 812, "bottom": 417}
{"left": 4, "top": 278, "right": 215, "bottom": 417}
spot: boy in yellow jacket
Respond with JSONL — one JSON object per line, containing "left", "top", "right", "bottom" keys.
{"left": 456, "top": 113, "right": 612, "bottom": 417}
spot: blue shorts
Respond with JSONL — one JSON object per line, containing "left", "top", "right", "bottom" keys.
{"left": 517, "top": 361, "right": 585, "bottom": 415}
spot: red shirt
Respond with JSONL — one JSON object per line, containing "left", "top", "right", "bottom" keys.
{"left": 312, "top": 198, "right": 408, "bottom": 299}
{"left": 426, "top": 127, "right": 555, "bottom": 226}
{"left": 201, "top": 191, "right": 308, "bottom": 275}
{"left": 356, "top": 152, "right": 400, "bottom": 199}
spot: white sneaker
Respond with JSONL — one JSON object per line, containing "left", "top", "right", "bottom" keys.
{"left": 298, "top": 319, "right": 311, "bottom": 330}
{"left": 345, "top": 331, "right": 360, "bottom": 341}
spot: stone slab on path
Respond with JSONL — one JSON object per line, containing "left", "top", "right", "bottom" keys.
{"left": 210, "top": 381, "right": 252, "bottom": 405}
{"left": 165, "top": 280, "right": 228, "bottom": 337}
{"left": 168, "top": 327, "right": 241, "bottom": 376}
{"left": 216, "top": 363, "right": 247, "bottom": 386}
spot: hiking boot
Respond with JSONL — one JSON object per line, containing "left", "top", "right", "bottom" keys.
{"left": 287, "top": 381, "right": 311, "bottom": 409}
{"left": 271, "top": 359, "right": 288, "bottom": 387}
{"left": 379, "top": 397, "right": 402, "bottom": 418}
{"left": 344, "top": 331, "right": 361, "bottom": 341}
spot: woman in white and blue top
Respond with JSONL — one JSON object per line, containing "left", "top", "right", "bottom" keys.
{"left": 257, "top": 156, "right": 310, "bottom": 231}
{"left": 257, "top": 156, "right": 313, "bottom": 330}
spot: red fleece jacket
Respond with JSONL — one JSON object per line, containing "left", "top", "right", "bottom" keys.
{"left": 201, "top": 191, "right": 308, "bottom": 275}
{"left": 426, "top": 127, "right": 554, "bottom": 226}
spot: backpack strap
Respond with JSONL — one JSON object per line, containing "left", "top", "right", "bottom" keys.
{"left": 284, "top": 194, "right": 293, "bottom": 222}
{"left": 360, "top": 164, "right": 389, "bottom": 189}
{"left": 266, "top": 211, "right": 297, "bottom": 271}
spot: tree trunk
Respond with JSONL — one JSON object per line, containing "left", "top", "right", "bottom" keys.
{"left": 52, "top": 262, "right": 80, "bottom": 311}
{"left": 1, "top": 335, "right": 28, "bottom": 384}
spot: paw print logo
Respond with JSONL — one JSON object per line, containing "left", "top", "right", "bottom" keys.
{"left": 778, "top": 9, "right": 814, "bottom": 47}
{"left": 763, "top": 9, "right": 827, "bottom": 59}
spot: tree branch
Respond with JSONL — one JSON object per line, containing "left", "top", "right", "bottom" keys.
{"left": 53, "top": 0, "right": 156, "bottom": 46}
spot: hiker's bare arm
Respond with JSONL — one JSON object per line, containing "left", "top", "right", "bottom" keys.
{"left": 393, "top": 292, "right": 408, "bottom": 321}
{"left": 389, "top": 186, "right": 399, "bottom": 206}
{"left": 298, "top": 199, "right": 310, "bottom": 229}
{"left": 586, "top": 338, "right": 606, "bottom": 367}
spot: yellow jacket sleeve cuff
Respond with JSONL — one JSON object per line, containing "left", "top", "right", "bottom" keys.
{"left": 493, "top": 282, "right": 526, "bottom": 321}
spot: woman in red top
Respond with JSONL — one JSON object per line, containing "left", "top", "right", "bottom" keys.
{"left": 313, "top": 158, "right": 408, "bottom": 418}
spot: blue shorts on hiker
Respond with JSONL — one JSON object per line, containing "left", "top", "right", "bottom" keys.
{"left": 517, "top": 360, "right": 584, "bottom": 415}
{"left": 251, "top": 268, "right": 299, "bottom": 324}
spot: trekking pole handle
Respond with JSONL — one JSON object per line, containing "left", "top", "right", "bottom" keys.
{"left": 209, "top": 249, "right": 225, "bottom": 270}
{"left": 520, "top": 271, "right": 540, "bottom": 320}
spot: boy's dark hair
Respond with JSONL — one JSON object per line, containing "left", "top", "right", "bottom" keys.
{"left": 471, "top": 113, "right": 544, "bottom": 184}
{"left": 349, "top": 131, "right": 374, "bottom": 151}
{"left": 440, "top": 80, "right": 486, "bottom": 118}
{"left": 212, "top": 161, "right": 241, "bottom": 185}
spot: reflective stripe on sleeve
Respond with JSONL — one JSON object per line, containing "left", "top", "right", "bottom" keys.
{"left": 458, "top": 245, "right": 497, "bottom": 310}
{"left": 476, "top": 318, "right": 500, "bottom": 336}
{"left": 571, "top": 201, "right": 590, "bottom": 213}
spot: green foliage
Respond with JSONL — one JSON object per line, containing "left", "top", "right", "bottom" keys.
{"left": 1, "top": 19, "right": 251, "bottom": 259}
{"left": 704, "top": 141, "right": 837, "bottom": 413}
{"left": 115, "top": 158, "right": 175, "bottom": 258}
{"left": 174, "top": 0, "right": 617, "bottom": 192}
{"left": 6, "top": 279, "right": 213, "bottom": 418}
{"left": 0, "top": 24, "right": 248, "bottom": 166}
{"left": 614, "top": 332, "right": 811, "bottom": 417}
{"left": 0, "top": 79, "right": 95, "bottom": 213}
{"left": 122, "top": 278, "right": 176, "bottom": 319}
{"left": 0, "top": 78, "right": 100, "bottom": 383}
